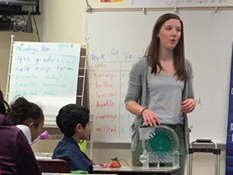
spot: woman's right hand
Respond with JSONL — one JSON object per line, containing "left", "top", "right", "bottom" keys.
{"left": 142, "top": 108, "right": 161, "bottom": 127}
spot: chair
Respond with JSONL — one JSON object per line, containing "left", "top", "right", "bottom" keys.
{"left": 37, "top": 159, "right": 71, "bottom": 173}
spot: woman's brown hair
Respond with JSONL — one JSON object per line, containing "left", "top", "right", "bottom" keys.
{"left": 145, "top": 13, "right": 188, "bottom": 81}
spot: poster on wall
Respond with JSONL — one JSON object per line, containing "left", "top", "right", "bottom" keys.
{"left": 195, "top": 0, "right": 228, "bottom": 6}
{"left": 163, "top": 0, "right": 192, "bottom": 6}
{"left": 130, "top": 0, "right": 159, "bottom": 7}
{"left": 101, "top": 0, "right": 124, "bottom": 2}
{"left": 130, "top": 0, "right": 192, "bottom": 7}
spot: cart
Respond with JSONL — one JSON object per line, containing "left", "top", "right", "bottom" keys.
{"left": 188, "top": 139, "right": 221, "bottom": 175}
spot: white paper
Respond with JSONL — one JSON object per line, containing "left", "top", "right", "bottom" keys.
{"left": 130, "top": 0, "right": 160, "bottom": 7}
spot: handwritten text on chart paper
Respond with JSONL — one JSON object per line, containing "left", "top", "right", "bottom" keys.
{"left": 89, "top": 61, "right": 135, "bottom": 140}
{"left": 89, "top": 49, "right": 144, "bottom": 61}
{"left": 9, "top": 42, "right": 80, "bottom": 116}
{"left": 88, "top": 48, "right": 144, "bottom": 140}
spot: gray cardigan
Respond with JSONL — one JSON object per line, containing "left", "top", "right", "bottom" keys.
{"left": 125, "top": 57, "right": 195, "bottom": 151}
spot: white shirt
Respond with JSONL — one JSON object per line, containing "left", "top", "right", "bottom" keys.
{"left": 16, "top": 124, "right": 32, "bottom": 145}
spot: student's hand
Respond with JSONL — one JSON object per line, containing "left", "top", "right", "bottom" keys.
{"left": 181, "top": 99, "right": 196, "bottom": 113}
{"left": 142, "top": 108, "right": 161, "bottom": 127}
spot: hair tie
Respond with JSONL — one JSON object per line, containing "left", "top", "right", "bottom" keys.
{"left": 141, "top": 107, "right": 148, "bottom": 115}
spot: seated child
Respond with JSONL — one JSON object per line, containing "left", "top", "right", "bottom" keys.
{"left": 52, "top": 104, "right": 93, "bottom": 173}
{"left": 0, "top": 92, "right": 41, "bottom": 175}
{"left": 7, "top": 97, "right": 44, "bottom": 144}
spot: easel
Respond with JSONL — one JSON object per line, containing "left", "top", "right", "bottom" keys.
{"left": 5, "top": 35, "right": 15, "bottom": 102}
{"left": 5, "top": 35, "right": 93, "bottom": 158}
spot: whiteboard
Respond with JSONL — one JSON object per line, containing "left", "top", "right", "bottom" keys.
{"left": 87, "top": 10, "right": 231, "bottom": 143}
{"left": 9, "top": 42, "right": 81, "bottom": 126}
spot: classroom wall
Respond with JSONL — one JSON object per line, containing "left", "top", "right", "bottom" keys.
{"left": 0, "top": 0, "right": 227, "bottom": 174}
{"left": 0, "top": 20, "right": 42, "bottom": 94}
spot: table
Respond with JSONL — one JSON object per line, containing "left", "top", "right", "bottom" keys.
{"left": 42, "top": 173, "right": 117, "bottom": 175}
{"left": 94, "top": 166, "right": 180, "bottom": 175}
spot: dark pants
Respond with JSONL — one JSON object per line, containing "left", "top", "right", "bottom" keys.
{"left": 132, "top": 124, "right": 186, "bottom": 175}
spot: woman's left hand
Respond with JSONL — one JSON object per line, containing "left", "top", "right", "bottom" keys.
{"left": 181, "top": 98, "right": 196, "bottom": 113}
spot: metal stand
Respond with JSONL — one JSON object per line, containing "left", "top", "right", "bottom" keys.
{"left": 188, "top": 139, "right": 221, "bottom": 175}
{"left": 5, "top": 35, "right": 15, "bottom": 101}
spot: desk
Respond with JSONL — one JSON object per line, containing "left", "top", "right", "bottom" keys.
{"left": 94, "top": 166, "right": 179, "bottom": 175}
{"left": 42, "top": 173, "right": 117, "bottom": 175}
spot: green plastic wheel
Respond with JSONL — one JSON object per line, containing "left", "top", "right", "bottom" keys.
{"left": 145, "top": 125, "right": 179, "bottom": 153}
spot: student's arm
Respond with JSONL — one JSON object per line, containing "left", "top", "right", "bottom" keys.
{"left": 16, "top": 131, "right": 41, "bottom": 175}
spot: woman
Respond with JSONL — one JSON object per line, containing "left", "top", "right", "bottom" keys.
{"left": 125, "top": 13, "right": 196, "bottom": 175}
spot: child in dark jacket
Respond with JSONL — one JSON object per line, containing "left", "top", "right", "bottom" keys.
{"left": 52, "top": 104, "right": 93, "bottom": 173}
